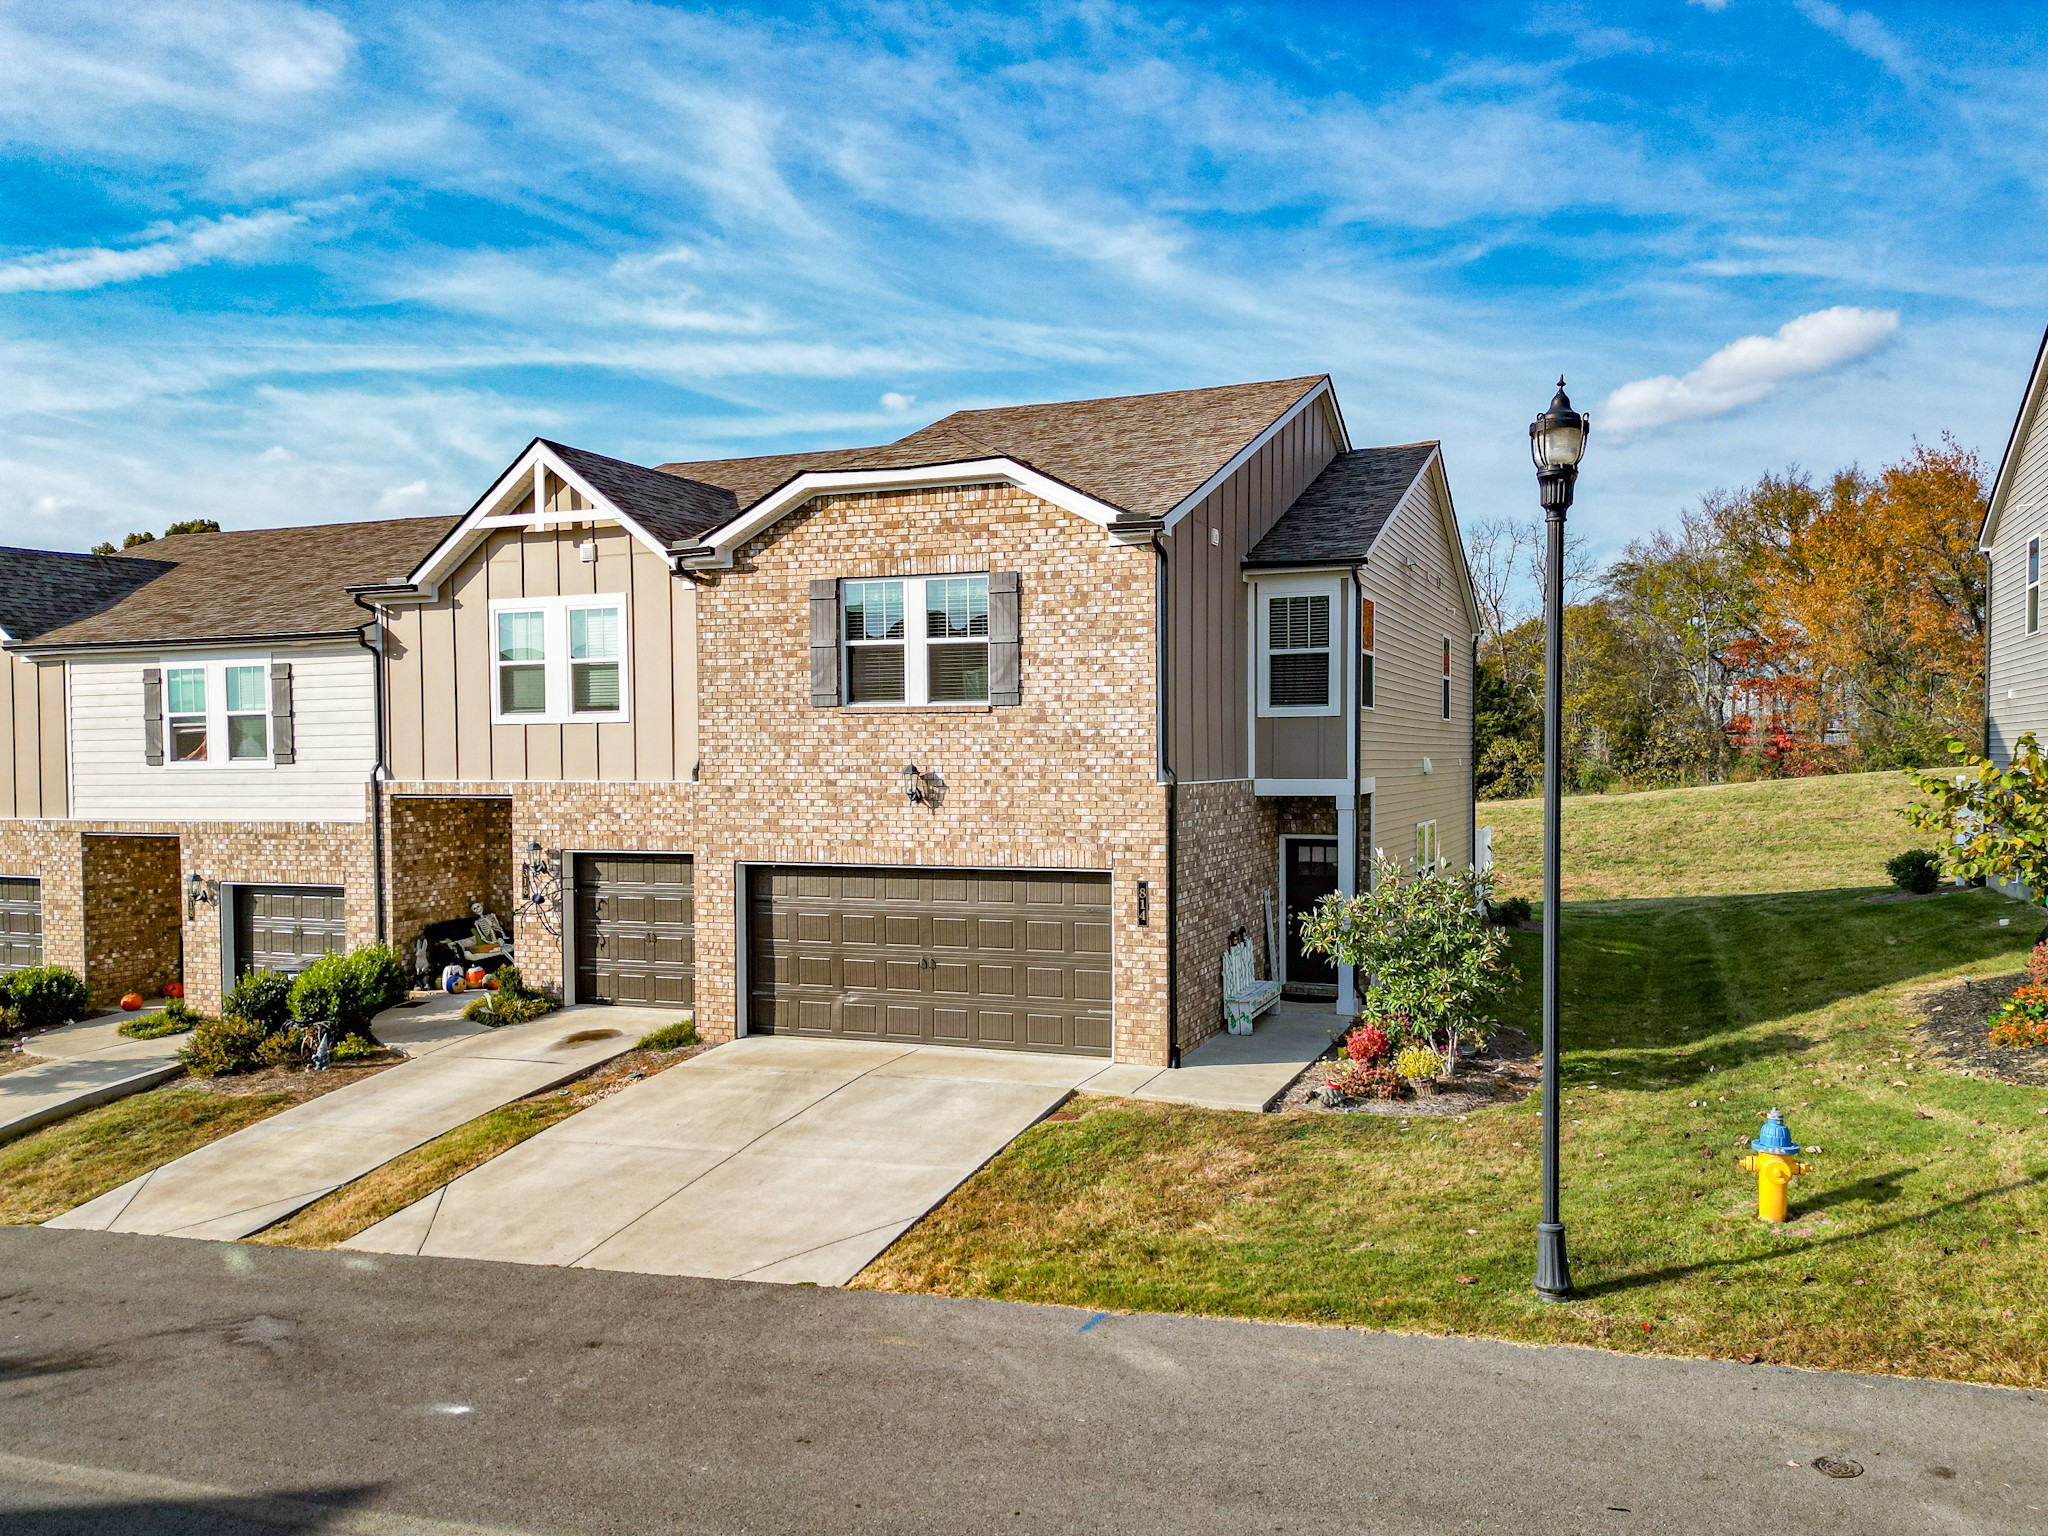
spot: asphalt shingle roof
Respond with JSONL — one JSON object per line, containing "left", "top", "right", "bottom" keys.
{"left": 20, "top": 516, "right": 459, "bottom": 649}
{"left": 1242, "top": 444, "right": 1438, "bottom": 567}
{"left": 0, "top": 546, "right": 175, "bottom": 643}
{"left": 544, "top": 440, "right": 737, "bottom": 546}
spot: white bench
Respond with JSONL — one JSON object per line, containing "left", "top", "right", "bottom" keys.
{"left": 1223, "top": 938, "right": 1280, "bottom": 1036}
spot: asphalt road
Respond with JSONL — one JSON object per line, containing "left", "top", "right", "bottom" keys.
{"left": 0, "top": 1228, "right": 2041, "bottom": 1535}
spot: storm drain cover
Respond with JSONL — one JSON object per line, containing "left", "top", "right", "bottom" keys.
{"left": 1812, "top": 1456, "right": 1864, "bottom": 1479}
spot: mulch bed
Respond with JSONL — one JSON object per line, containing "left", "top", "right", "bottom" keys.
{"left": 1907, "top": 972, "right": 2048, "bottom": 1091}
{"left": 1273, "top": 1023, "right": 1539, "bottom": 1118}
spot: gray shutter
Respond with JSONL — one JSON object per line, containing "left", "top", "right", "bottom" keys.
{"left": 142, "top": 667, "right": 164, "bottom": 765}
{"left": 989, "top": 571, "right": 1021, "bottom": 706}
{"left": 270, "top": 661, "right": 296, "bottom": 764}
{"left": 809, "top": 578, "right": 841, "bottom": 707}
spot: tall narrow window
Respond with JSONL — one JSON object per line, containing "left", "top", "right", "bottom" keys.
{"left": 1441, "top": 637, "right": 1453, "bottom": 719}
{"left": 1417, "top": 820, "right": 1439, "bottom": 875}
{"left": 224, "top": 665, "right": 268, "bottom": 760}
{"left": 843, "top": 580, "right": 907, "bottom": 703}
{"left": 166, "top": 667, "right": 208, "bottom": 762}
{"left": 1360, "top": 597, "right": 1376, "bottom": 710}
{"left": 496, "top": 610, "right": 547, "bottom": 715}
{"left": 925, "top": 575, "right": 990, "bottom": 703}
{"left": 569, "top": 606, "right": 621, "bottom": 713}
{"left": 1265, "top": 593, "right": 1332, "bottom": 710}
{"left": 2031, "top": 538, "right": 2040, "bottom": 636}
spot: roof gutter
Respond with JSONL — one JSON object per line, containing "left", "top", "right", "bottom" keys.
{"left": 13, "top": 628, "right": 367, "bottom": 657}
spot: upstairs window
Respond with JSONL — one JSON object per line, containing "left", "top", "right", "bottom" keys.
{"left": 843, "top": 575, "right": 989, "bottom": 705}
{"left": 490, "top": 596, "right": 629, "bottom": 724}
{"left": 2031, "top": 538, "right": 2041, "bottom": 636}
{"left": 1360, "top": 597, "right": 1376, "bottom": 710}
{"left": 225, "top": 665, "right": 269, "bottom": 760}
{"left": 1259, "top": 582, "right": 1338, "bottom": 716}
{"left": 166, "top": 668, "right": 208, "bottom": 762}
{"left": 1442, "top": 637, "right": 1453, "bottom": 720}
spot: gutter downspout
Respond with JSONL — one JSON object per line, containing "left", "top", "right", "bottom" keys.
{"left": 1984, "top": 550, "right": 1994, "bottom": 760}
{"left": 1351, "top": 563, "right": 1366, "bottom": 1013}
{"left": 1471, "top": 631, "right": 1480, "bottom": 873}
{"left": 351, "top": 594, "right": 390, "bottom": 949}
{"left": 1153, "top": 533, "right": 1180, "bottom": 1068}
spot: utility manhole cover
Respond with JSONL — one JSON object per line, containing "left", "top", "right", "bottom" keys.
{"left": 1812, "top": 1456, "right": 1863, "bottom": 1480}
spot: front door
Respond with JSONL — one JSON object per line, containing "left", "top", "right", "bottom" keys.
{"left": 1283, "top": 838, "right": 1339, "bottom": 996}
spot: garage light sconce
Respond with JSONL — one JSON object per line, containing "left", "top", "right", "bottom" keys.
{"left": 901, "top": 763, "right": 934, "bottom": 807}
{"left": 184, "top": 873, "right": 220, "bottom": 920}
{"left": 514, "top": 838, "right": 564, "bottom": 937}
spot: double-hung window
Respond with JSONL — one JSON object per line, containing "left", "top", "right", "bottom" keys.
{"left": 490, "top": 596, "right": 630, "bottom": 724}
{"left": 842, "top": 575, "right": 989, "bottom": 705}
{"left": 1258, "top": 580, "right": 1339, "bottom": 716}
{"left": 225, "top": 665, "right": 269, "bottom": 759}
{"left": 166, "top": 668, "right": 208, "bottom": 763}
{"left": 1417, "top": 820, "right": 1439, "bottom": 875}
{"left": 2031, "top": 537, "right": 2041, "bottom": 636}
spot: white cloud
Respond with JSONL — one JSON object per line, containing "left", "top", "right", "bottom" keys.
{"left": 1601, "top": 307, "right": 1900, "bottom": 437}
{"left": 0, "top": 210, "right": 304, "bottom": 294}
{"left": 880, "top": 392, "right": 915, "bottom": 413}
{"left": 1796, "top": 1, "right": 1918, "bottom": 84}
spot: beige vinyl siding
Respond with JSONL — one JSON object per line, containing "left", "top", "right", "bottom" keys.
{"left": 1360, "top": 467, "right": 1476, "bottom": 873}
{"left": 1164, "top": 397, "right": 1341, "bottom": 781}
{"left": 0, "top": 653, "right": 68, "bottom": 818}
{"left": 68, "top": 643, "right": 373, "bottom": 823}
{"left": 1988, "top": 392, "right": 2048, "bottom": 767}
{"left": 384, "top": 526, "right": 696, "bottom": 783}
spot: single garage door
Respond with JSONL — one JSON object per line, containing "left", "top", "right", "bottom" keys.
{"left": 747, "top": 866, "right": 1112, "bottom": 1057}
{"left": 574, "top": 854, "right": 694, "bottom": 1007}
{"left": 235, "top": 885, "right": 346, "bottom": 976}
{"left": 0, "top": 876, "right": 42, "bottom": 974}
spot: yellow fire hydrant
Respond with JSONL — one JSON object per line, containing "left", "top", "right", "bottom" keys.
{"left": 1738, "top": 1107, "right": 1813, "bottom": 1223}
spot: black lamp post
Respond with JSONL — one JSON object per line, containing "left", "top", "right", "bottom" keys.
{"left": 1530, "top": 377, "right": 1588, "bottom": 1303}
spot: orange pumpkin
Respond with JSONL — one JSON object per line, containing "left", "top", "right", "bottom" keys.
{"left": 466, "top": 967, "right": 487, "bottom": 987}
{"left": 164, "top": 982, "right": 184, "bottom": 999}
{"left": 119, "top": 993, "right": 144, "bottom": 1011}
{"left": 486, "top": 976, "right": 501, "bottom": 991}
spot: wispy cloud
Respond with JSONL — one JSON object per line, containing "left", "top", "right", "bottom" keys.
{"left": 1795, "top": 0, "right": 1919, "bottom": 84}
{"left": 1602, "top": 307, "right": 1900, "bottom": 437}
{"left": 0, "top": 210, "right": 305, "bottom": 293}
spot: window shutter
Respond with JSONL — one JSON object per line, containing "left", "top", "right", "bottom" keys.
{"left": 988, "top": 571, "right": 1021, "bottom": 706}
{"left": 270, "top": 661, "right": 296, "bottom": 764}
{"left": 808, "top": 578, "right": 841, "bottom": 707}
{"left": 142, "top": 667, "right": 164, "bottom": 766}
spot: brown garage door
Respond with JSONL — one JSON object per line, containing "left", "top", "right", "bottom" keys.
{"left": 235, "top": 886, "right": 346, "bottom": 976}
{"left": 747, "top": 866, "right": 1112, "bottom": 1057}
{"left": 0, "top": 876, "right": 41, "bottom": 974}
{"left": 574, "top": 854, "right": 694, "bottom": 1007}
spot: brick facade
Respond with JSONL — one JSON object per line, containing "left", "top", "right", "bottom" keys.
{"left": 1172, "top": 781, "right": 1279, "bottom": 1055}
{"left": 81, "top": 833, "right": 182, "bottom": 1006}
{"left": 385, "top": 794, "right": 515, "bottom": 961}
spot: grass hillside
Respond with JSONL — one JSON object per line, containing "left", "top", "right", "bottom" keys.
{"left": 1482, "top": 770, "right": 1928, "bottom": 903}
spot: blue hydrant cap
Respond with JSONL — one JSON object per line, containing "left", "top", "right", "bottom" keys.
{"left": 1751, "top": 1107, "right": 1801, "bottom": 1155}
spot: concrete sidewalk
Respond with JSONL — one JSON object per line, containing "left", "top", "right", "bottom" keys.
{"left": 1114, "top": 999, "right": 1335, "bottom": 1110}
{"left": 47, "top": 1006, "right": 667, "bottom": 1240}
{"left": 0, "top": 1025, "right": 188, "bottom": 1145}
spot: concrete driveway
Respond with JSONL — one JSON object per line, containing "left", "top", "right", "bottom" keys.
{"left": 347, "top": 1036, "right": 1116, "bottom": 1285}
{"left": 47, "top": 1005, "right": 669, "bottom": 1241}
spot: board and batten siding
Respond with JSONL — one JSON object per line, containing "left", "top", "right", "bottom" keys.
{"left": 384, "top": 526, "right": 697, "bottom": 783}
{"left": 1252, "top": 575, "right": 1353, "bottom": 780}
{"left": 68, "top": 643, "right": 374, "bottom": 823}
{"left": 1987, "top": 391, "right": 2048, "bottom": 767}
{"left": 1164, "top": 398, "right": 1341, "bottom": 782}
{"left": 0, "top": 652, "right": 68, "bottom": 819}
{"left": 1360, "top": 467, "right": 1476, "bottom": 873}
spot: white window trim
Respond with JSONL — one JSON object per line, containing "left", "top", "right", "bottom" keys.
{"left": 2030, "top": 537, "right": 2041, "bottom": 636}
{"left": 159, "top": 654, "right": 273, "bottom": 770}
{"left": 841, "top": 574, "right": 991, "bottom": 708}
{"left": 1417, "top": 819, "right": 1439, "bottom": 875}
{"left": 488, "top": 593, "right": 631, "bottom": 726}
{"left": 1257, "top": 575, "right": 1342, "bottom": 718}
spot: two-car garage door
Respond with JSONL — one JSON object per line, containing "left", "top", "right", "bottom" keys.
{"left": 747, "top": 866, "right": 1113, "bottom": 1057}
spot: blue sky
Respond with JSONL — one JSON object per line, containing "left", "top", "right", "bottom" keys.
{"left": 0, "top": 0, "right": 2042, "bottom": 571}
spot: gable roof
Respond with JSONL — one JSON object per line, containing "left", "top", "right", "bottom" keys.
{"left": 18, "top": 516, "right": 458, "bottom": 651}
{"left": 0, "top": 546, "right": 174, "bottom": 644}
{"left": 542, "top": 440, "right": 736, "bottom": 547}
{"left": 1981, "top": 320, "right": 2048, "bottom": 550}
{"left": 1243, "top": 443, "right": 1440, "bottom": 567}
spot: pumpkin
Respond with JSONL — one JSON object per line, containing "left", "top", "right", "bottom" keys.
{"left": 486, "top": 976, "right": 501, "bottom": 991}
{"left": 163, "top": 982, "right": 184, "bottom": 999}
{"left": 466, "top": 967, "right": 487, "bottom": 987}
{"left": 119, "top": 993, "right": 144, "bottom": 1011}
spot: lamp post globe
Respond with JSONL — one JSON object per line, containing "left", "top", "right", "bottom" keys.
{"left": 1531, "top": 376, "right": 1586, "bottom": 1303}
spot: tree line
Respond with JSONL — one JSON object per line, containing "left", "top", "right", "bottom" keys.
{"left": 1471, "top": 439, "right": 1988, "bottom": 799}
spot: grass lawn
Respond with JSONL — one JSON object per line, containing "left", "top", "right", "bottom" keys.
{"left": 859, "top": 774, "right": 2048, "bottom": 1387}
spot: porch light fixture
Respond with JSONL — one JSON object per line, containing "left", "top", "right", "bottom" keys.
{"left": 183, "top": 872, "right": 219, "bottom": 919}
{"left": 900, "top": 763, "right": 929, "bottom": 806}
{"left": 1529, "top": 376, "right": 1588, "bottom": 1305}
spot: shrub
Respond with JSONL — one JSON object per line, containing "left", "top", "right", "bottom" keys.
{"left": 118, "top": 998, "right": 207, "bottom": 1040}
{"left": 180, "top": 1016, "right": 269, "bottom": 1076}
{"left": 1393, "top": 1043, "right": 1444, "bottom": 1081}
{"left": 1489, "top": 894, "right": 1533, "bottom": 927}
{"left": 2027, "top": 941, "right": 2048, "bottom": 989}
{"left": 0, "top": 965, "right": 90, "bottom": 1032}
{"left": 223, "top": 968, "right": 295, "bottom": 1030}
{"left": 350, "top": 943, "right": 412, "bottom": 1013}
{"left": 1989, "top": 983, "right": 2048, "bottom": 1049}
{"left": 1325, "top": 1059, "right": 1406, "bottom": 1100}
{"left": 462, "top": 966, "right": 560, "bottom": 1027}
{"left": 0, "top": 1003, "right": 19, "bottom": 1036}
{"left": 1885, "top": 847, "right": 1942, "bottom": 895}
{"left": 257, "top": 1025, "right": 310, "bottom": 1067}
{"left": 638, "top": 1018, "right": 699, "bottom": 1051}
{"left": 1299, "top": 854, "right": 1512, "bottom": 1078}
{"left": 329, "top": 1033, "right": 383, "bottom": 1063}
{"left": 1340, "top": 1021, "right": 1390, "bottom": 1065}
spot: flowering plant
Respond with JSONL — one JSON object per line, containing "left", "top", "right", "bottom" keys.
{"left": 1326, "top": 1060, "right": 1407, "bottom": 1100}
{"left": 1989, "top": 982, "right": 2048, "bottom": 1049}
{"left": 1343, "top": 1022, "right": 1391, "bottom": 1064}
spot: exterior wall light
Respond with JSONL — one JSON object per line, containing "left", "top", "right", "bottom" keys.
{"left": 901, "top": 764, "right": 929, "bottom": 805}
{"left": 184, "top": 873, "right": 220, "bottom": 921}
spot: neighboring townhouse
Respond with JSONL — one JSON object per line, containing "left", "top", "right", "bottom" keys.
{"left": 360, "top": 375, "right": 1477, "bottom": 1066}
{"left": 1982, "top": 324, "right": 2048, "bottom": 774}
{"left": 0, "top": 520, "right": 454, "bottom": 1011}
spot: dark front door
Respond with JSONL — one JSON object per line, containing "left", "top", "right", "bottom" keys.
{"left": 574, "top": 854, "right": 694, "bottom": 1007}
{"left": 747, "top": 866, "right": 1113, "bottom": 1057}
{"left": 235, "top": 886, "right": 346, "bottom": 976}
{"left": 1283, "top": 839, "right": 1339, "bottom": 995}
{"left": 0, "top": 876, "right": 42, "bottom": 974}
